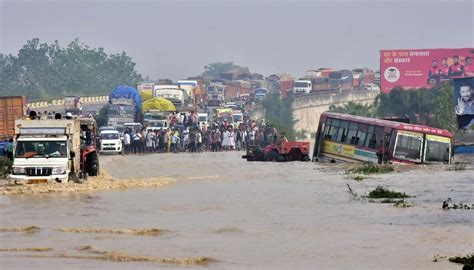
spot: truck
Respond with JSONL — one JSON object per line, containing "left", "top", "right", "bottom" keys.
{"left": 329, "top": 70, "right": 354, "bottom": 92}
{"left": 10, "top": 117, "right": 99, "bottom": 184}
{"left": 242, "top": 141, "right": 311, "bottom": 162}
{"left": 143, "top": 110, "right": 170, "bottom": 130}
{"left": 214, "top": 107, "right": 233, "bottom": 123}
{"left": 293, "top": 80, "right": 312, "bottom": 95}
{"left": 107, "top": 86, "right": 142, "bottom": 128}
{"left": 177, "top": 80, "right": 199, "bottom": 107}
{"left": 1, "top": 96, "right": 26, "bottom": 140}
{"left": 207, "top": 81, "right": 226, "bottom": 107}
{"left": 153, "top": 87, "right": 187, "bottom": 110}
{"left": 63, "top": 96, "right": 82, "bottom": 115}
{"left": 255, "top": 88, "right": 268, "bottom": 102}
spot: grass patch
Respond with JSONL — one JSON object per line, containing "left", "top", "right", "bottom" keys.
{"left": 349, "top": 163, "right": 394, "bottom": 175}
{"left": 449, "top": 254, "right": 474, "bottom": 269}
{"left": 351, "top": 175, "right": 366, "bottom": 181}
{"left": 367, "top": 186, "right": 411, "bottom": 199}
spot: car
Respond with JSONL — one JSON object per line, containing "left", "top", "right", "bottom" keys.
{"left": 99, "top": 129, "right": 122, "bottom": 154}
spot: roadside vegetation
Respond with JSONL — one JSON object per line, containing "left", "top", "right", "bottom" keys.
{"left": 262, "top": 92, "right": 297, "bottom": 140}
{"left": 367, "top": 186, "right": 411, "bottom": 199}
{"left": 348, "top": 163, "right": 394, "bottom": 175}
{"left": 0, "top": 38, "right": 142, "bottom": 100}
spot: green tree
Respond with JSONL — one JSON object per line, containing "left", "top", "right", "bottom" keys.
{"left": 202, "top": 62, "right": 236, "bottom": 77}
{"left": 0, "top": 38, "right": 142, "bottom": 100}
{"left": 262, "top": 92, "right": 297, "bottom": 140}
{"left": 329, "top": 102, "right": 376, "bottom": 117}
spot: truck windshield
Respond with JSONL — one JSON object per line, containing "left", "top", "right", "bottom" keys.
{"left": 198, "top": 116, "right": 207, "bottom": 122}
{"left": 101, "top": 133, "right": 119, "bottom": 140}
{"left": 15, "top": 141, "right": 67, "bottom": 158}
{"left": 233, "top": 114, "right": 243, "bottom": 122}
{"left": 294, "top": 82, "right": 310, "bottom": 88}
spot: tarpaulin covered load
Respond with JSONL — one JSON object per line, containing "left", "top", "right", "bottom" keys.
{"left": 142, "top": 97, "right": 176, "bottom": 112}
{"left": 139, "top": 89, "right": 153, "bottom": 102}
{"left": 109, "top": 86, "right": 142, "bottom": 114}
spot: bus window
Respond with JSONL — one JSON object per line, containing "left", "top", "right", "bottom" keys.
{"left": 336, "top": 120, "right": 348, "bottom": 142}
{"left": 365, "top": 126, "right": 376, "bottom": 148}
{"left": 346, "top": 122, "right": 358, "bottom": 145}
{"left": 393, "top": 131, "right": 423, "bottom": 162}
{"left": 424, "top": 135, "right": 451, "bottom": 163}
{"left": 357, "top": 124, "right": 368, "bottom": 146}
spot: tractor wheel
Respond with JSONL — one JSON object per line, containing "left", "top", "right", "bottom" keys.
{"left": 86, "top": 152, "right": 99, "bottom": 177}
{"left": 265, "top": 151, "right": 281, "bottom": 162}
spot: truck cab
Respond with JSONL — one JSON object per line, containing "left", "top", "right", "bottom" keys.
{"left": 10, "top": 118, "right": 99, "bottom": 184}
{"left": 293, "top": 80, "right": 312, "bottom": 95}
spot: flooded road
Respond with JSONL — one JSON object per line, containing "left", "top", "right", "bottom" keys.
{"left": 1, "top": 152, "right": 473, "bottom": 269}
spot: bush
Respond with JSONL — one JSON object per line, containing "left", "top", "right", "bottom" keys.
{"left": 349, "top": 163, "right": 394, "bottom": 175}
{"left": 368, "top": 186, "right": 411, "bottom": 199}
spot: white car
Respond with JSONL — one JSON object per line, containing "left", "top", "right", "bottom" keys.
{"left": 100, "top": 129, "right": 122, "bottom": 154}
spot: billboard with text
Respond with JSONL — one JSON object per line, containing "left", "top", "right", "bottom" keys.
{"left": 380, "top": 48, "right": 474, "bottom": 93}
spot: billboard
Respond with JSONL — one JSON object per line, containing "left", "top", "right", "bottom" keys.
{"left": 453, "top": 77, "right": 474, "bottom": 129}
{"left": 380, "top": 48, "right": 474, "bottom": 93}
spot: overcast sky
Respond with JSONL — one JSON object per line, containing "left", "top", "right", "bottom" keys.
{"left": 1, "top": 0, "right": 473, "bottom": 80}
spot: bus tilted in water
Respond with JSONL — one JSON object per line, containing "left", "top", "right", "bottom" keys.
{"left": 313, "top": 112, "right": 453, "bottom": 164}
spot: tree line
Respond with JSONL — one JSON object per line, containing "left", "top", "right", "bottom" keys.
{"left": 0, "top": 38, "right": 142, "bottom": 100}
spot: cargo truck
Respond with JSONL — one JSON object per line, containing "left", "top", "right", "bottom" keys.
{"left": 153, "top": 87, "right": 187, "bottom": 110}
{"left": 107, "top": 86, "right": 142, "bottom": 128}
{"left": 10, "top": 117, "right": 99, "bottom": 184}
{"left": 207, "top": 81, "right": 226, "bottom": 107}
{"left": 0, "top": 96, "right": 26, "bottom": 140}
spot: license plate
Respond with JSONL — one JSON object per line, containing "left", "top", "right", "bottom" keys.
{"left": 27, "top": 179, "right": 48, "bottom": 184}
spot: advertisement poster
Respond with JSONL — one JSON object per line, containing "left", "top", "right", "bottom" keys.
{"left": 453, "top": 77, "right": 474, "bottom": 129}
{"left": 380, "top": 48, "right": 474, "bottom": 93}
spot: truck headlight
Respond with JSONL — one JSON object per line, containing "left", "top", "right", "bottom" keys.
{"left": 52, "top": 167, "right": 67, "bottom": 175}
{"left": 12, "top": 167, "right": 25, "bottom": 175}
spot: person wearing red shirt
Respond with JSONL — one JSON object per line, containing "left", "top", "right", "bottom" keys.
{"left": 464, "top": 57, "right": 473, "bottom": 76}
{"left": 448, "top": 56, "right": 465, "bottom": 78}
{"left": 428, "top": 59, "right": 442, "bottom": 84}
{"left": 439, "top": 58, "right": 449, "bottom": 80}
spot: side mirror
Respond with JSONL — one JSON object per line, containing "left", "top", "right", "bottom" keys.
{"left": 70, "top": 151, "right": 76, "bottom": 158}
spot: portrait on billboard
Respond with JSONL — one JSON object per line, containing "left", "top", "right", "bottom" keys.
{"left": 453, "top": 77, "right": 474, "bottom": 129}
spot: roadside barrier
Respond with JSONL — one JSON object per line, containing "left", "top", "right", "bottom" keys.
{"left": 26, "top": 95, "right": 108, "bottom": 109}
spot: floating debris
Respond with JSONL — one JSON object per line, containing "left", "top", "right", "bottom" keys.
{"left": 449, "top": 254, "right": 474, "bottom": 269}
{"left": 442, "top": 198, "right": 473, "bottom": 210}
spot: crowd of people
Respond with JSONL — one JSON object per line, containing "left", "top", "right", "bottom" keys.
{"left": 121, "top": 119, "right": 287, "bottom": 155}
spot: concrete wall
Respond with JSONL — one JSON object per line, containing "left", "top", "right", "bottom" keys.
{"left": 292, "top": 90, "right": 379, "bottom": 133}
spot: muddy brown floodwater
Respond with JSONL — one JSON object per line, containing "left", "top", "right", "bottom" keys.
{"left": 1, "top": 151, "right": 473, "bottom": 269}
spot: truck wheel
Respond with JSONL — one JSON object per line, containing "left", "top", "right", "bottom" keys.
{"left": 86, "top": 152, "right": 99, "bottom": 176}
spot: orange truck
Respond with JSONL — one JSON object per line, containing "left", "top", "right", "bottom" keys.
{"left": 0, "top": 96, "right": 26, "bottom": 140}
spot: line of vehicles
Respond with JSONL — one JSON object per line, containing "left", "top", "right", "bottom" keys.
{"left": 293, "top": 68, "right": 379, "bottom": 96}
